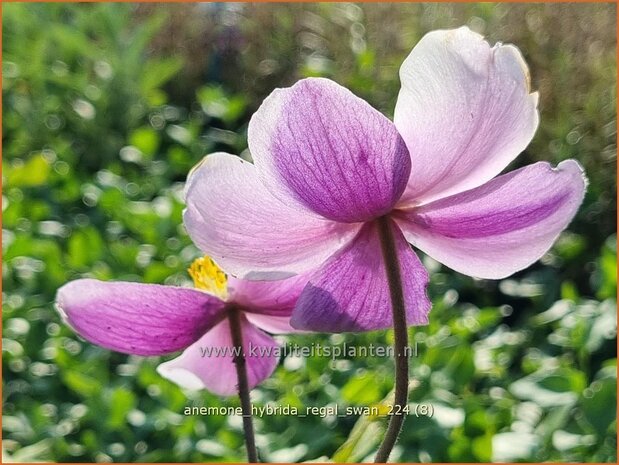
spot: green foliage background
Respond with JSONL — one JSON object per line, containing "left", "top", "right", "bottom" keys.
{"left": 2, "top": 3, "right": 617, "bottom": 463}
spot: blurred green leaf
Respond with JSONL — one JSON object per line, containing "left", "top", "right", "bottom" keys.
{"left": 582, "top": 369, "right": 617, "bottom": 437}
{"left": 6, "top": 154, "right": 51, "bottom": 187}
{"left": 129, "top": 127, "right": 161, "bottom": 158}
{"left": 67, "top": 227, "right": 104, "bottom": 268}
{"left": 141, "top": 57, "right": 184, "bottom": 94}
{"left": 107, "top": 388, "right": 137, "bottom": 429}
{"left": 63, "top": 371, "right": 102, "bottom": 398}
{"left": 510, "top": 368, "right": 585, "bottom": 408}
{"left": 341, "top": 372, "right": 382, "bottom": 405}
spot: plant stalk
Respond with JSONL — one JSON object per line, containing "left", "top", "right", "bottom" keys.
{"left": 374, "top": 215, "right": 409, "bottom": 463}
{"left": 228, "top": 307, "right": 259, "bottom": 462}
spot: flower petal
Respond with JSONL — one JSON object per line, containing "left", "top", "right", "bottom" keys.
{"left": 227, "top": 272, "right": 310, "bottom": 316}
{"left": 184, "top": 152, "right": 360, "bottom": 279}
{"left": 394, "top": 161, "right": 587, "bottom": 279}
{"left": 248, "top": 77, "right": 411, "bottom": 223}
{"left": 157, "top": 315, "right": 279, "bottom": 396}
{"left": 394, "top": 26, "right": 539, "bottom": 206}
{"left": 245, "top": 314, "right": 297, "bottom": 334}
{"left": 55, "top": 279, "right": 226, "bottom": 356}
{"left": 291, "top": 221, "right": 431, "bottom": 332}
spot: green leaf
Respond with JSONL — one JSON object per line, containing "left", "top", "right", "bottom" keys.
{"left": 196, "top": 85, "right": 247, "bottom": 125}
{"left": 444, "top": 345, "right": 475, "bottom": 386}
{"left": 472, "top": 432, "right": 493, "bottom": 462}
{"left": 6, "top": 154, "right": 51, "bottom": 187}
{"left": 129, "top": 126, "right": 160, "bottom": 157}
{"left": 140, "top": 57, "right": 183, "bottom": 93}
{"left": 63, "top": 370, "right": 101, "bottom": 398}
{"left": 510, "top": 368, "right": 585, "bottom": 407}
{"left": 582, "top": 373, "right": 617, "bottom": 436}
{"left": 107, "top": 388, "right": 137, "bottom": 428}
{"left": 67, "top": 227, "right": 104, "bottom": 268}
{"left": 341, "top": 372, "right": 382, "bottom": 405}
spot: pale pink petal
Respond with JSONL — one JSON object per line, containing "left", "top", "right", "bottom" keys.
{"left": 291, "top": 221, "right": 431, "bottom": 332}
{"left": 184, "top": 152, "right": 360, "bottom": 279}
{"left": 157, "top": 315, "right": 279, "bottom": 396}
{"left": 248, "top": 77, "right": 411, "bottom": 222}
{"left": 227, "top": 272, "right": 310, "bottom": 316}
{"left": 394, "top": 161, "right": 587, "bottom": 279}
{"left": 245, "top": 314, "right": 297, "bottom": 334}
{"left": 55, "top": 279, "right": 226, "bottom": 356}
{"left": 394, "top": 26, "right": 539, "bottom": 206}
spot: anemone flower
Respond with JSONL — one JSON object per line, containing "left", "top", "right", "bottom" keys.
{"left": 56, "top": 256, "right": 307, "bottom": 462}
{"left": 183, "top": 26, "right": 586, "bottom": 461}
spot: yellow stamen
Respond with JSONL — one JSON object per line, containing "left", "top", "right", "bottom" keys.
{"left": 188, "top": 256, "right": 228, "bottom": 299}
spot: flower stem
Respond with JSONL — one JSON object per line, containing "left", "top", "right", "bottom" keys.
{"left": 228, "top": 307, "right": 259, "bottom": 462}
{"left": 375, "top": 216, "right": 409, "bottom": 463}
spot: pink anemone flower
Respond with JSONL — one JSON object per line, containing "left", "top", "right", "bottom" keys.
{"left": 184, "top": 26, "right": 586, "bottom": 333}
{"left": 56, "top": 256, "right": 306, "bottom": 396}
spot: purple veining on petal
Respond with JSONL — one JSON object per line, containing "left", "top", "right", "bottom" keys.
{"left": 412, "top": 192, "right": 569, "bottom": 239}
{"left": 266, "top": 78, "right": 411, "bottom": 223}
{"left": 395, "top": 160, "right": 587, "bottom": 279}
{"left": 56, "top": 279, "right": 226, "bottom": 356}
{"left": 291, "top": 220, "right": 431, "bottom": 332}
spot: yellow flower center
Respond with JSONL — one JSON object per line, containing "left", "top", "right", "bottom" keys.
{"left": 188, "top": 256, "right": 228, "bottom": 299}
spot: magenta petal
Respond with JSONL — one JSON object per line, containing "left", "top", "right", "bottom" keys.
{"left": 184, "top": 152, "right": 360, "bottom": 279}
{"left": 248, "top": 77, "right": 411, "bottom": 223}
{"left": 394, "top": 27, "right": 539, "bottom": 206}
{"left": 291, "top": 221, "right": 431, "bottom": 332}
{"left": 395, "top": 160, "right": 587, "bottom": 279}
{"left": 157, "top": 315, "right": 279, "bottom": 396}
{"left": 55, "top": 279, "right": 226, "bottom": 356}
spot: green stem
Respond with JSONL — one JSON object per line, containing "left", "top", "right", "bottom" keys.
{"left": 374, "top": 216, "right": 409, "bottom": 463}
{"left": 228, "top": 308, "right": 259, "bottom": 462}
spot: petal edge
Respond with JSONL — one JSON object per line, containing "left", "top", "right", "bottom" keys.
{"left": 249, "top": 77, "right": 411, "bottom": 222}
{"left": 395, "top": 160, "right": 587, "bottom": 279}
{"left": 184, "top": 152, "right": 360, "bottom": 279}
{"left": 395, "top": 26, "right": 539, "bottom": 206}
{"left": 56, "top": 279, "right": 226, "bottom": 356}
{"left": 291, "top": 221, "right": 431, "bottom": 332}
